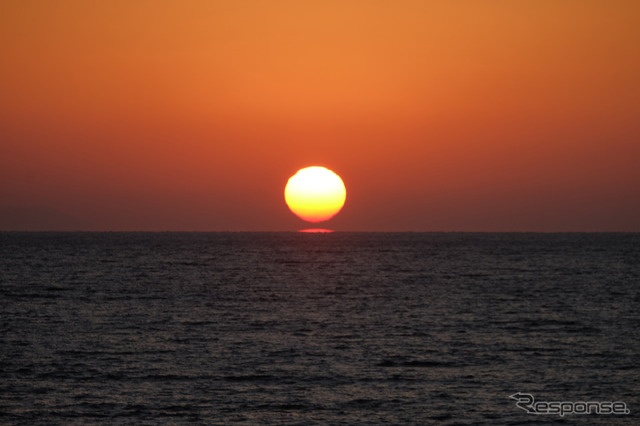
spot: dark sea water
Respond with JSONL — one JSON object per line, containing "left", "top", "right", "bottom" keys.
{"left": 1, "top": 232, "right": 639, "bottom": 424}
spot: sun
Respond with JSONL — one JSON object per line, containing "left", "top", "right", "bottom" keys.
{"left": 285, "top": 167, "right": 346, "bottom": 223}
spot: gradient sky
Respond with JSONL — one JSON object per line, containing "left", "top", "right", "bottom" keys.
{"left": 1, "top": 0, "right": 639, "bottom": 231}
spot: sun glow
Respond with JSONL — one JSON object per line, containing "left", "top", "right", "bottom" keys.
{"left": 285, "top": 167, "right": 346, "bottom": 223}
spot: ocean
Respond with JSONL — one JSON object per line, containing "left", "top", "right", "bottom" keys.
{"left": 1, "top": 232, "right": 638, "bottom": 424}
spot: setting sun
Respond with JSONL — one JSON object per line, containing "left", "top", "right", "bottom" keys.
{"left": 285, "top": 167, "right": 346, "bottom": 223}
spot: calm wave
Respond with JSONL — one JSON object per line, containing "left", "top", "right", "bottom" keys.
{"left": 1, "top": 232, "right": 638, "bottom": 424}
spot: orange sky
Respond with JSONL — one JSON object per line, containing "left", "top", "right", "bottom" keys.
{"left": 1, "top": 0, "right": 639, "bottom": 231}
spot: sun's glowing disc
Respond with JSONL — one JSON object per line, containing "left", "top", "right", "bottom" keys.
{"left": 285, "top": 167, "right": 346, "bottom": 223}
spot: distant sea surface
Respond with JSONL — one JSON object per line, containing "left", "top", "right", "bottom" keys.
{"left": 1, "top": 232, "right": 639, "bottom": 424}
